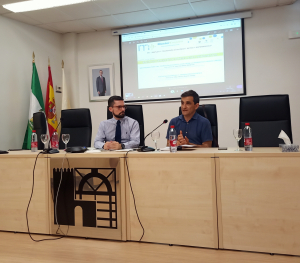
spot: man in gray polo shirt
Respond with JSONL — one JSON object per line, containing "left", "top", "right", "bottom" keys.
{"left": 94, "top": 96, "right": 140, "bottom": 150}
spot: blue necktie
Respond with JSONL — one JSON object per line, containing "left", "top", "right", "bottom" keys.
{"left": 115, "top": 120, "right": 121, "bottom": 143}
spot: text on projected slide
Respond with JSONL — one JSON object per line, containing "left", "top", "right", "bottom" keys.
{"left": 137, "top": 34, "right": 224, "bottom": 90}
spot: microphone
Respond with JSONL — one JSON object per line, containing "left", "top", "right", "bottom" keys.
{"left": 139, "top": 119, "right": 168, "bottom": 152}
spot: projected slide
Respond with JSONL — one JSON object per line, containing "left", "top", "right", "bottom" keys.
{"left": 137, "top": 34, "right": 224, "bottom": 90}
{"left": 121, "top": 18, "right": 245, "bottom": 102}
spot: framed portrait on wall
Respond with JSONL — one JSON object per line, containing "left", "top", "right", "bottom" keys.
{"left": 88, "top": 64, "right": 114, "bottom": 101}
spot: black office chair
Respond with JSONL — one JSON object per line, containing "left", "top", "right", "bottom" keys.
{"left": 59, "top": 108, "right": 92, "bottom": 149}
{"left": 239, "top": 95, "right": 293, "bottom": 147}
{"left": 179, "top": 104, "right": 218, "bottom": 147}
{"left": 107, "top": 105, "right": 145, "bottom": 146}
{"left": 33, "top": 112, "right": 47, "bottom": 150}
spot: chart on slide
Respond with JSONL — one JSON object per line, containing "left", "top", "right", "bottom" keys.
{"left": 137, "top": 34, "right": 225, "bottom": 89}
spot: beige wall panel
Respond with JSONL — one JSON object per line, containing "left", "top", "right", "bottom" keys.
{"left": 219, "top": 157, "right": 300, "bottom": 255}
{"left": 0, "top": 157, "right": 49, "bottom": 234}
{"left": 127, "top": 157, "right": 218, "bottom": 248}
{"left": 215, "top": 157, "right": 223, "bottom": 248}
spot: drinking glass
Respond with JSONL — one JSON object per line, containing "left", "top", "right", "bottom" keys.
{"left": 233, "top": 129, "right": 243, "bottom": 151}
{"left": 40, "top": 134, "right": 49, "bottom": 150}
{"left": 151, "top": 130, "right": 160, "bottom": 151}
{"left": 62, "top": 134, "right": 70, "bottom": 150}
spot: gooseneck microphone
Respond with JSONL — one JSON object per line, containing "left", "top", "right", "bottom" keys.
{"left": 139, "top": 119, "right": 168, "bottom": 152}
{"left": 144, "top": 119, "right": 168, "bottom": 142}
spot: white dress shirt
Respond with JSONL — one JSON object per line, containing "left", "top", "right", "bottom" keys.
{"left": 94, "top": 116, "right": 140, "bottom": 149}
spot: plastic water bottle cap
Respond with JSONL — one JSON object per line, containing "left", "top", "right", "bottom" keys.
{"left": 245, "top": 123, "right": 250, "bottom": 126}
{"left": 170, "top": 125, "right": 175, "bottom": 128}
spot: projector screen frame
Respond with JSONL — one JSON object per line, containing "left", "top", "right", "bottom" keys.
{"left": 119, "top": 18, "right": 246, "bottom": 103}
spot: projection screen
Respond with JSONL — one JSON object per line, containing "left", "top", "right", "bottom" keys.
{"left": 120, "top": 18, "right": 246, "bottom": 102}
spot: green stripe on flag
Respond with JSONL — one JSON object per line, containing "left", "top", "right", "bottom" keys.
{"left": 32, "top": 63, "right": 45, "bottom": 110}
{"left": 22, "top": 121, "right": 31, "bottom": 150}
{"left": 22, "top": 62, "right": 45, "bottom": 150}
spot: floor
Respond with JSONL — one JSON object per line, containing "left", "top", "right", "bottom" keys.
{"left": 1, "top": 232, "right": 300, "bottom": 263}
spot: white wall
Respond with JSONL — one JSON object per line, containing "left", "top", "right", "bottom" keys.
{"left": 0, "top": 15, "right": 62, "bottom": 150}
{"left": 75, "top": 1, "right": 300, "bottom": 149}
{"left": 62, "top": 33, "right": 79, "bottom": 109}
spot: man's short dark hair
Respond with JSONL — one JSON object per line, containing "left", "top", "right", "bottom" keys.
{"left": 108, "top": 96, "right": 124, "bottom": 107}
{"left": 181, "top": 90, "right": 199, "bottom": 104}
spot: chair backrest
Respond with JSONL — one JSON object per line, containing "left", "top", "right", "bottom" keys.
{"left": 239, "top": 95, "right": 292, "bottom": 147}
{"left": 59, "top": 108, "right": 92, "bottom": 149}
{"left": 33, "top": 112, "right": 47, "bottom": 150}
{"left": 179, "top": 104, "right": 218, "bottom": 147}
{"left": 107, "top": 105, "right": 145, "bottom": 146}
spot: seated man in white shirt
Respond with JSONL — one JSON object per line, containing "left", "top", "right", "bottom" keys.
{"left": 94, "top": 96, "right": 140, "bottom": 150}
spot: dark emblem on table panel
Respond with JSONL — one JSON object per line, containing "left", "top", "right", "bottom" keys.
{"left": 53, "top": 168, "right": 117, "bottom": 229}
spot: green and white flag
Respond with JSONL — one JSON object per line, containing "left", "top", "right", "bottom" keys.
{"left": 22, "top": 61, "right": 45, "bottom": 149}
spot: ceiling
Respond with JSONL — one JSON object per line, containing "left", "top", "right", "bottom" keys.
{"left": 0, "top": 0, "right": 297, "bottom": 34}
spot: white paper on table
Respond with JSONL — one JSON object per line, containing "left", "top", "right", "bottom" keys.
{"left": 160, "top": 147, "right": 170, "bottom": 151}
{"left": 181, "top": 144, "right": 197, "bottom": 148}
{"left": 86, "top": 148, "right": 102, "bottom": 153}
{"left": 115, "top": 149, "right": 134, "bottom": 152}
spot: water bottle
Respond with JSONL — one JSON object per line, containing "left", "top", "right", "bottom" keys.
{"left": 51, "top": 130, "right": 59, "bottom": 150}
{"left": 243, "top": 123, "right": 253, "bottom": 151}
{"left": 31, "top": 130, "right": 38, "bottom": 152}
{"left": 169, "top": 125, "right": 177, "bottom": 153}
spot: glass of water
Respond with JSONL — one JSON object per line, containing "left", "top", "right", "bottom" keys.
{"left": 62, "top": 134, "right": 70, "bottom": 150}
{"left": 151, "top": 130, "right": 160, "bottom": 151}
{"left": 40, "top": 134, "right": 49, "bottom": 150}
{"left": 233, "top": 129, "right": 243, "bottom": 151}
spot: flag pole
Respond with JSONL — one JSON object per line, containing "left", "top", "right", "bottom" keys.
{"left": 62, "top": 60, "right": 64, "bottom": 68}
{"left": 48, "top": 57, "right": 50, "bottom": 67}
{"left": 32, "top": 52, "right": 35, "bottom": 63}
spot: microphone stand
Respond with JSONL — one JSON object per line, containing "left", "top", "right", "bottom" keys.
{"left": 139, "top": 120, "right": 168, "bottom": 152}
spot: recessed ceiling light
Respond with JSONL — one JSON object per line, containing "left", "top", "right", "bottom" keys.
{"left": 3, "top": 0, "right": 95, "bottom": 13}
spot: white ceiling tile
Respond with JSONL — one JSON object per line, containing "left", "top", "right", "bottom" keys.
{"left": 141, "top": 0, "right": 188, "bottom": 8}
{"left": 0, "top": 0, "right": 22, "bottom": 4}
{"left": 277, "top": 0, "right": 296, "bottom": 5}
{"left": 0, "top": 0, "right": 30, "bottom": 14}
{"left": 2, "top": 0, "right": 296, "bottom": 32}
{"left": 191, "top": 0, "right": 236, "bottom": 16}
{"left": 47, "top": 20, "right": 95, "bottom": 33}
{"left": 113, "top": 10, "right": 160, "bottom": 26}
{"left": 81, "top": 15, "right": 126, "bottom": 30}
{"left": 94, "top": 0, "right": 148, "bottom": 15}
{"left": 0, "top": 6, "right": 10, "bottom": 14}
{"left": 0, "top": 0, "right": 17, "bottom": 15}
{"left": 21, "top": 7, "right": 73, "bottom": 24}
{"left": 37, "top": 23, "right": 64, "bottom": 34}
{"left": 59, "top": 2, "right": 108, "bottom": 20}
{"left": 2, "top": 12, "right": 41, "bottom": 25}
{"left": 151, "top": 4, "right": 196, "bottom": 21}
{"left": 234, "top": 0, "right": 277, "bottom": 10}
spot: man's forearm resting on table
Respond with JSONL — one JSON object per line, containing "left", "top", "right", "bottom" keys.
{"left": 95, "top": 140, "right": 104, "bottom": 149}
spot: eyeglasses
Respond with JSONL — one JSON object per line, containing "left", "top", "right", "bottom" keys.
{"left": 112, "top": 105, "right": 127, "bottom": 110}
